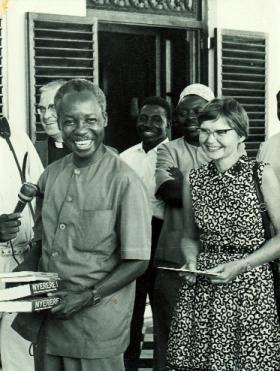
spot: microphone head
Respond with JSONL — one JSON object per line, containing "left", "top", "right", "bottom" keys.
{"left": 18, "top": 183, "right": 38, "bottom": 203}
{"left": 0, "top": 117, "right": 11, "bottom": 139}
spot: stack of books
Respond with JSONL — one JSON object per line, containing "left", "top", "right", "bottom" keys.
{"left": 0, "top": 271, "right": 60, "bottom": 312}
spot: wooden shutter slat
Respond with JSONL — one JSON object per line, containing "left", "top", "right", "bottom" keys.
{"left": 35, "top": 36, "right": 93, "bottom": 42}
{"left": 250, "top": 127, "right": 265, "bottom": 133}
{"left": 222, "top": 57, "right": 265, "bottom": 65}
{"left": 35, "top": 56, "right": 93, "bottom": 60}
{"left": 223, "top": 81, "right": 265, "bottom": 87}
{"left": 35, "top": 75, "right": 94, "bottom": 79}
{"left": 35, "top": 28, "right": 92, "bottom": 35}
{"left": 230, "top": 96, "right": 265, "bottom": 102}
{"left": 222, "top": 41, "right": 265, "bottom": 52}
{"left": 37, "top": 66, "right": 94, "bottom": 70}
{"left": 223, "top": 34, "right": 265, "bottom": 43}
{"left": 222, "top": 88, "right": 264, "bottom": 94}
{"left": 222, "top": 49, "right": 265, "bottom": 57}
{"left": 249, "top": 119, "right": 265, "bottom": 125}
{"left": 223, "top": 73, "right": 265, "bottom": 81}
{"left": 35, "top": 47, "right": 94, "bottom": 52}
{"left": 223, "top": 65, "right": 265, "bottom": 73}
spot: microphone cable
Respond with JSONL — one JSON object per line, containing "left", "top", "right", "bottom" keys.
{"left": 10, "top": 240, "right": 20, "bottom": 266}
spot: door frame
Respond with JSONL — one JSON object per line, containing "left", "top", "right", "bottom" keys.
{"left": 86, "top": 2, "right": 208, "bottom": 30}
{"left": 87, "top": 4, "right": 209, "bottom": 86}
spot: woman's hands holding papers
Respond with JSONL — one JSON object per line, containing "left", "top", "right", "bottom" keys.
{"left": 207, "top": 260, "right": 245, "bottom": 284}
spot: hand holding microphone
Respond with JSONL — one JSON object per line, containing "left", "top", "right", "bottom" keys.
{"left": 13, "top": 182, "right": 38, "bottom": 213}
{"left": 0, "top": 183, "right": 38, "bottom": 242}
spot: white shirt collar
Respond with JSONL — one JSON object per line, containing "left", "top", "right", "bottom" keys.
{"left": 138, "top": 137, "right": 169, "bottom": 153}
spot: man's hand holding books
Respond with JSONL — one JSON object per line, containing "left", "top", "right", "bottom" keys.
{"left": 49, "top": 288, "right": 94, "bottom": 319}
{"left": 0, "top": 271, "right": 60, "bottom": 312}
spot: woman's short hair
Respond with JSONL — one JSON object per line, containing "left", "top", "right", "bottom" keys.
{"left": 54, "top": 79, "right": 106, "bottom": 114}
{"left": 198, "top": 97, "right": 249, "bottom": 139}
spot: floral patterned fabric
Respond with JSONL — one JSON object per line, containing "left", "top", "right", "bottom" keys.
{"left": 166, "top": 156, "right": 280, "bottom": 371}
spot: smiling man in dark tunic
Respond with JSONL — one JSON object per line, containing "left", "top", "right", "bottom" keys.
{"left": 31, "top": 79, "right": 151, "bottom": 371}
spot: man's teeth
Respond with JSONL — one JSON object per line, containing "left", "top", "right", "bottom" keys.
{"left": 74, "top": 140, "right": 92, "bottom": 149}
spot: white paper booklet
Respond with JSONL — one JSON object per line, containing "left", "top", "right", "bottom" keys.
{"left": 157, "top": 266, "right": 220, "bottom": 277}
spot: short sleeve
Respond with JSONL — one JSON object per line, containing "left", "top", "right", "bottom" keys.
{"left": 155, "top": 143, "right": 176, "bottom": 192}
{"left": 256, "top": 142, "right": 265, "bottom": 161}
{"left": 118, "top": 174, "right": 151, "bottom": 260}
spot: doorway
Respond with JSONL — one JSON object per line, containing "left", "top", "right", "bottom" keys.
{"left": 98, "top": 24, "right": 204, "bottom": 152}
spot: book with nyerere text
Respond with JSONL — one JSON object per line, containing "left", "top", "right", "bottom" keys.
{"left": 0, "top": 296, "right": 60, "bottom": 312}
{"left": 0, "top": 280, "right": 60, "bottom": 301}
{"left": 0, "top": 271, "right": 60, "bottom": 312}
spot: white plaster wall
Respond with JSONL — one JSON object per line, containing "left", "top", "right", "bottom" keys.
{"left": 4, "top": 0, "right": 86, "bottom": 132}
{"left": 208, "top": 0, "right": 280, "bottom": 137}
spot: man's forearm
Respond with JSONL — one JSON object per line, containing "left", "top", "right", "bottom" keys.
{"left": 95, "top": 260, "right": 149, "bottom": 299}
{"left": 48, "top": 260, "right": 149, "bottom": 319}
{"left": 156, "top": 180, "right": 183, "bottom": 207}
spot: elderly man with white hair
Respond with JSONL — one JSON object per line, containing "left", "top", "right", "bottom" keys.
{"left": 153, "top": 83, "right": 215, "bottom": 371}
{"left": 36, "top": 80, "right": 71, "bottom": 166}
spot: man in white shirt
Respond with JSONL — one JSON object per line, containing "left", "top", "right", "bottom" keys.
{"left": 120, "top": 96, "right": 171, "bottom": 371}
{"left": 0, "top": 119, "right": 43, "bottom": 371}
{"left": 257, "top": 90, "right": 280, "bottom": 181}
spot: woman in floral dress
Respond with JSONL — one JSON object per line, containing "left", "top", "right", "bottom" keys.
{"left": 166, "top": 98, "right": 280, "bottom": 371}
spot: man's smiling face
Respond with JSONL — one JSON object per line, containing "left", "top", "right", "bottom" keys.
{"left": 58, "top": 89, "right": 107, "bottom": 163}
{"left": 136, "top": 104, "right": 168, "bottom": 147}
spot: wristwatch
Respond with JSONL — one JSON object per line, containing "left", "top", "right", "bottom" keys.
{"left": 91, "top": 287, "right": 101, "bottom": 306}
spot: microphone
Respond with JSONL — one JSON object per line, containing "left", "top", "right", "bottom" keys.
{"left": 14, "top": 183, "right": 38, "bottom": 213}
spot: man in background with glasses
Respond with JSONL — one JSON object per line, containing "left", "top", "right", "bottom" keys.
{"left": 36, "top": 80, "right": 71, "bottom": 166}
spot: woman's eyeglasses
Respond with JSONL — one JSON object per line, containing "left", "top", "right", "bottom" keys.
{"left": 198, "top": 128, "right": 234, "bottom": 139}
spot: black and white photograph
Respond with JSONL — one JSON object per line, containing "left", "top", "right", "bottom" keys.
{"left": 0, "top": 0, "right": 280, "bottom": 370}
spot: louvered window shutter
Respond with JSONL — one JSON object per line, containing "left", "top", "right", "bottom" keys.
{"left": 214, "top": 29, "right": 266, "bottom": 159}
{"left": 27, "top": 13, "right": 98, "bottom": 143}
